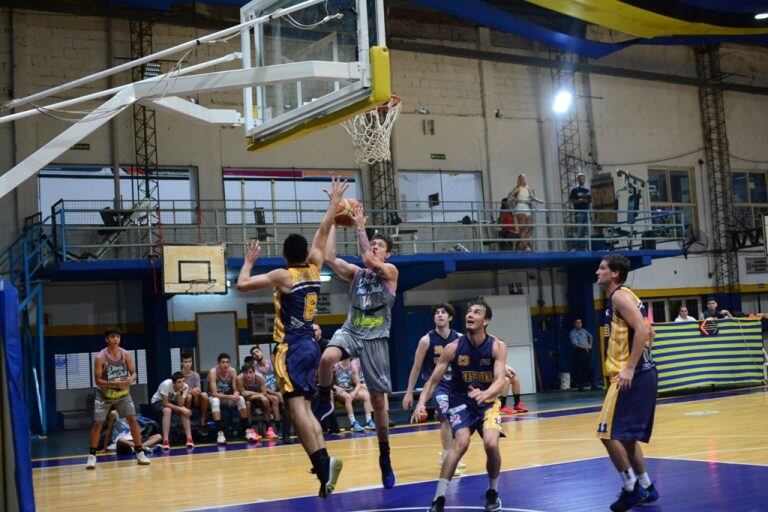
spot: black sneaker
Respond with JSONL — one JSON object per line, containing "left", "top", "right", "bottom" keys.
{"left": 379, "top": 455, "right": 396, "bottom": 489}
{"left": 610, "top": 482, "right": 649, "bottom": 512}
{"left": 485, "top": 489, "right": 502, "bottom": 511}
{"left": 429, "top": 496, "right": 445, "bottom": 512}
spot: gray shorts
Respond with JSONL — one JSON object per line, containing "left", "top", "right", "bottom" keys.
{"left": 329, "top": 329, "right": 391, "bottom": 394}
{"left": 94, "top": 392, "right": 136, "bottom": 422}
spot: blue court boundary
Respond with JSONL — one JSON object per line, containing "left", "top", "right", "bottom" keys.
{"left": 190, "top": 456, "right": 768, "bottom": 512}
{"left": 32, "top": 385, "right": 767, "bottom": 469}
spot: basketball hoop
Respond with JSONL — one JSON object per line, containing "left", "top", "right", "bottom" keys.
{"left": 342, "top": 96, "right": 401, "bottom": 168}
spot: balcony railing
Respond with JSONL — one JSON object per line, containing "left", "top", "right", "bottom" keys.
{"left": 44, "top": 199, "right": 686, "bottom": 262}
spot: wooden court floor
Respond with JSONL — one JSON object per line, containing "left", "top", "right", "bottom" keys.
{"left": 33, "top": 387, "right": 768, "bottom": 511}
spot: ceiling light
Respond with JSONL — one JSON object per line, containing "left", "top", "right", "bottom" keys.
{"left": 755, "top": 12, "right": 768, "bottom": 20}
{"left": 552, "top": 90, "right": 573, "bottom": 114}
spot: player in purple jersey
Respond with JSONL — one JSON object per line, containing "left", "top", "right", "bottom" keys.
{"left": 236, "top": 177, "right": 347, "bottom": 498}
{"left": 403, "top": 303, "right": 465, "bottom": 472}
{"left": 413, "top": 299, "right": 509, "bottom": 512}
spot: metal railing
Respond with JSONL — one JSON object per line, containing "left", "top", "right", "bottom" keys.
{"left": 45, "top": 199, "right": 687, "bottom": 261}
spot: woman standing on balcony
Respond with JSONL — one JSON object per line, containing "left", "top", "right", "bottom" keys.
{"left": 510, "top": 174, "right": 535, "bottom": 251}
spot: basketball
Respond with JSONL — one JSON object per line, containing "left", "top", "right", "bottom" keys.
{"left": 334, "top": 197, "right": 359, "bottom": 227}
{"left": 418, "top": 409, "right": 429, "bottom": 422}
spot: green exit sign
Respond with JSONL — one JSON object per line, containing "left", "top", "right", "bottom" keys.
{"left": 430, "top": 153, "right": 446, "bottom": 160}
{"left": 70, "top": 143, "right": 90, "bottom": 151}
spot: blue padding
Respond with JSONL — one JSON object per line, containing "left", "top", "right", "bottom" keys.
{"left": 1, "top": 281, "right": 36, "bottom": 512}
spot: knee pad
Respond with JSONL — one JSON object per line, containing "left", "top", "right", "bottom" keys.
{"left": 210, "top": 397, "right": 221, "bottom": 413}
{"left": 237, "top": 396, "right": 246, "bottom": 410}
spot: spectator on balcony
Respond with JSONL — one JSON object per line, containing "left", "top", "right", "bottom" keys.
{"left": 497, "top": 198, "right": 518, "bottom": 250}
{"left": 509, "top": 174, "right": 536, "bottom": 251}
{"left": 701, "top": 298, "right": 733, "bottom": 320}
{"left": 674, "top": 306, "right": 696, "bottom": 322}
{"left": 569, "top": 173, "right": 591, "bottom": 251}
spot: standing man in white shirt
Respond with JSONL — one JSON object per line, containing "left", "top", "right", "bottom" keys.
{"left": 150, "top": 371, "right": 194, "bottom": 450}
{"left": 674, "top": 306, "right": 696, "bottom": 322}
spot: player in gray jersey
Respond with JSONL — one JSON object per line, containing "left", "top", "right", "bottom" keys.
{"left": 86, "top": 327, "right": 150, "bottom": 469}
{"left": 317, "top": 205, "right": 399, "bottom": 489}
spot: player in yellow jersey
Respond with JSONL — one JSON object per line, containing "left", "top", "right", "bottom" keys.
{"left": 236, "top": 176, "right": 348, "bottom": 499}
{"left": 595, "top": 254, "right": 659, "bottom": 512}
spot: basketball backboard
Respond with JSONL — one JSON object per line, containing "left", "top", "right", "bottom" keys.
{"left": 241, "top": 0, "right": 391, "bottom": 151}
{"left": 163, "top": 245, "right": 227, "bottom": 294}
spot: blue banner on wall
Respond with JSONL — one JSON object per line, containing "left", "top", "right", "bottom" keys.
{"left": 653, "top": 318, "right": 765, "bottom": 394}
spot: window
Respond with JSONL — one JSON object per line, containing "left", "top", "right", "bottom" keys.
{"left": 54, "top": 349, "right": 148, "bottom": 390}
{"left": 648, "top": 168, "right": 696, "bottom": 230}
{"left": 732, "top": 170, "right": 768, "bottom": 229}
{"left": 397, "top": 170, "right": 484, "bottom": 222}
{"left": 39, "top": 165, "right": 196, "bottom": 224}
{"left": 646, "top": 297, "right": 701, "bottom": 323}
{"left": 223, "top": 169, "right": 362, "bottom": 224}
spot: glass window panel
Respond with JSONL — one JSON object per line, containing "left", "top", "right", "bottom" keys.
{"left": 732, "top": 172, "right": 748, "bottom": 203}
{"left": 440, "top": 172, "right": 484, "bottom": 222}
{"left": 748, "top": 172, "right": 768, "bottom": 204}
{"left": 650, "top": 301, "right": 667, "bottom": 323}
{"left": 648, "top": 170, "right": 668, "bottom": 202}
{"left": 734, "top": 206, "right": 753, "bottom": 228}
{"left": 170, "top": 348, "right": 181, "bottom": 373}
{"left": 65, "top": 352, "right": 92, "bottom": 389}
{"left": 669, "top": 299, "right": 683, "bottom": 319}
{"left": 137, "top": 349, "right": 147, "bottom": 385}
{"left": 669, "top": 170, "right": 691, "bottom": 203}
{"left": 397, "top": 172, "right": 443, "bottom": 222}
{"left": 685, "top": 299, "right": 700, "bottom": 319}
{"left": 55, "top": 354, "right": 68, "bottom": 390}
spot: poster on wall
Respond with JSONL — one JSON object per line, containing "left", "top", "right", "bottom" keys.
{"left": 317, "top": 293, "right": 331, "bottom": 315}
{"left": 247, "top": 303, "right": 275, "bottom": 341}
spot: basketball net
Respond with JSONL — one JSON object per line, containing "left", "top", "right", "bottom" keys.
{"left": 342, "top": 96, "right": 401, "bottom": 168}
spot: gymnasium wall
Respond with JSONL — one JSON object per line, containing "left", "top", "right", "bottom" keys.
{"left": 3, "top": 7, "right": 768, "bottom": 411}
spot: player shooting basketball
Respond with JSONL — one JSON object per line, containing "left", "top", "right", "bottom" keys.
{"left": 236, "top": 176, "right": 348, "bottom": 499}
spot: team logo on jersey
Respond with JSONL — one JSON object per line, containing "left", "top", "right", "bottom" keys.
{"left": 458, "top": 355, "right": 470, "bottom": 366}
{"left": 434, "top": 345, "right": 443, "bottom": 354}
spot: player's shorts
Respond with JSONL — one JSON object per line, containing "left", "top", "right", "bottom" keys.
{"left": 93, "top": 391, "right": 136, "bottom": 422}
{"left": 427, "top": 382, "right": 451, "bottom": 421}
{"left": 596, "top": 367, "right": 658, "bottom": 443}
{"left": 274, "top": 337, "right": 320, "bottom": 399}
{"left": 447, "top": 396, "right": 504, "bottom": 437}
{"left": 328, "top": 329, "right": 391, "bottom": 394}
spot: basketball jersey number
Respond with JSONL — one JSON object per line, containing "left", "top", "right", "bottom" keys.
{"left": 304, "top": 292, "right": 318, "bottom": 322}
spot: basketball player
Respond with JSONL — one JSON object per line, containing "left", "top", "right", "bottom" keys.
{"left": 85, "top": 327, "right": 150, "bottom": 469}
{"left": 251, "top": 346, "right": 282, "bottom": 440}
{"left": 402, "top": 303, "right": 466, "bottom": 472}
{"left": 236, "top": 363, "right": 270, "bottom": 441}
{"left": 412, "top": 299, "right": 508, "bottom": 512}
{"left": 150, "top": 371, "right": 194, "bottom": 450}
{"left": 316, "top": 205, "right": 398, "bottom": 489}
{"left": 207, "top": 353, "right": 249, "bottom": 444}
{"left": 333, "top": 358, "right": 373, "bottom": 432}
{"left": 180, "top": 350, "right": 209, "bottom": 433}
{"left": 499, "top": 366, "right": 528, "bottom": 415}
{"left": 595, "top": 254, "right": 659, "bottom": 511}
{"left": 236, "top": 176, "right": 347, "bottom": 498}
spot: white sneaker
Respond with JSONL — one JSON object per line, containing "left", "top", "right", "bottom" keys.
{"left": 105, "top": 443, "right": 117, "bottom": 452}
{"left": 85, "top": 454, "right": 97, "bottom": 470}
{"left": 458, "top": 460, "right": 466, "bottom": 469}
{"left": 245, "top": 428, "right": 256, "bottom": 441}
{"left": 217, "top": 431, "right": 227, "bottom": 445}
{"left": 438, "top": 450, "right": 466, "bottom": 469}
{"left": 136, "top": 451, "right": 151, "bottom": 465}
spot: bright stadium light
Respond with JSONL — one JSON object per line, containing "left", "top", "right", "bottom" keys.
{"left": 552, "top": 90, "right": 573, "bottom": 114}
{"left": 756, "top": 12, "right": 768, "bottom": 20}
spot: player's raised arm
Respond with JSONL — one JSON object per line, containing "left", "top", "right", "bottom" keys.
{"left": 236, "top": 240, "right": 293, "bottom": 293}
{"left": 403, "top": 334, "right": 431, "bottom": 410}
{"left": 308, "top": 176, "right": 349, "bottom": 267}
{"left": 411, "top": 341, "right": 457, "bottom": 423}
{"left": 324, "top": 224, "right": 359, "bottom": 283}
